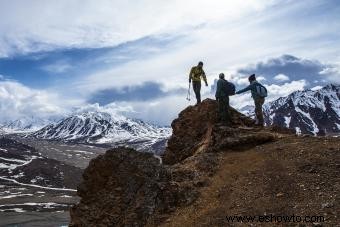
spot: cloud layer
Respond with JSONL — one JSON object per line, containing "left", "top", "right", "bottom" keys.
{"left": 0, "top": 81, "right": 65, "bottom": 121}
{"left": 0, "top": 1, "right": 339, "bottom": 125}
{"left": 0, "top": 0, "right": 273, "bottom": 57}
{"left": 236, "top": 55, "right": 338, "bottom": 87}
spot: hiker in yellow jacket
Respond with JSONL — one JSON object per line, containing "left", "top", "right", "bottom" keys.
{"left": 189, "top": 61, "right": 208, "bottom": 104}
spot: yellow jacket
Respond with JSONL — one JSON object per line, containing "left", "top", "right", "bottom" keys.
{"left": 189, "top": 66, "right": 207, "bottom": 83}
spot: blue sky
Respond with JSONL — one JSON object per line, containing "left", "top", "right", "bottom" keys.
{"left": 0, "top": 0, "right": 339, "bottom": 125}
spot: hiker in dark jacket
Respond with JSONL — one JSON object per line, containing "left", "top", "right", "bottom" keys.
{"left": 215, "top": 73, "right": 235, "bottom": 125}
{"left": 236, "top": 74, "right": 267, "bottom": 126}
{"left": 189, "top": 61, "right": 208, "bottom": 105}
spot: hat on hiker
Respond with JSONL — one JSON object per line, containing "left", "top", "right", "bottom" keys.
{"left": 248, "top": 74, "right": 256, "bottom": 82}
{"left": 219, "top": 73, "right": 225, "bottom": 79}
{"left": 198, "top": 61, "right": 203, "bottom": 66}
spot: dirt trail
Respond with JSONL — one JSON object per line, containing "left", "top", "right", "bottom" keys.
{"left": 162, "top": 135, "right": 340, "bottom": 226}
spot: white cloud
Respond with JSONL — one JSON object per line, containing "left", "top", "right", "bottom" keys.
{"left": 116, "top": 94, "right": 195, "bottom": 125}
{"left": 266, "top": 80, "right": 306, "bottom": 101}
{"left": 0, "top": 81, "right": 77, "bottom": 122}
{"left": 274, "top": 74, "right": 290, "bottom": 82}
{"left": 231, "top": 80, "right": 307, "bottom": 109}
{"left": 41, "top": 60, "right": 73, "bottom": 74}
{"left": 319, "top": 64, "right": 340, "bottom": 83}
{"left": 311, "top": 85, "right": 323, "bottom": 91}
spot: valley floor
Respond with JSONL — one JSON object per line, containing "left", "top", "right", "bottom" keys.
{"left": 0, "top": 136, "right": 107, "bottom": 226}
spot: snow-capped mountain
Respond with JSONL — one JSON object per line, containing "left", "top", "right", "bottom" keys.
{"left": 263, "top": 84, "right": 340, "bottom": 135}
{"left": 32, "top": 111, "right": 172, "bottom": 151}
{"left": 239, "top": 105, "right": 255, "bottom": 119}
{"left": 0, "top": 116, "right": 58, "bottom": 133}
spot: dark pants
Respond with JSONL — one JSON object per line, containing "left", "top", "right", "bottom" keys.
{"left": 218, "top": 96, "right": 231, "bottom": 124}
{"left": 192, "top": 81, "right": 201, "bottom": 104}
{"left": 254, "top": 97, "right": 265, "bottom": 125}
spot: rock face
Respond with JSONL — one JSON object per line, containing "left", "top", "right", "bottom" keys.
{"left": 162, "top": 99, "right": 275, "bottom": 164}
{"left": 70, "top": 147, "right": 208, "bottom": 226}
{"left": 70, "top": 148, "right": 167, "bottom": 226}
{"left": 70, "top": 99, "right": 280, "bottom": 226}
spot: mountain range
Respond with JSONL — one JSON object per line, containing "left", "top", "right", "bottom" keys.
{"left": 240, "top": 84, "right": 340, "bottom": 135}
{"left": 1, "top": 84, "right": 339, "bottom": 145}
{"left": 31, "top": 111, "right": 171, "bottom": 151}
{"left": 264, "top": 84, "right": 340, "bottom": 135}
{"left": 0, "top": 116, "right": 57, "bottom": 133}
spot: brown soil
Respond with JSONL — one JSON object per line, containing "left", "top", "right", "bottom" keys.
{"left": 161, "top": 135, "right": 340, "bottom": 226}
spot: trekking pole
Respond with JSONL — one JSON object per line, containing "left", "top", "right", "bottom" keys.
{"left": 186, "top": 83, "right": 191, "bottom": 101}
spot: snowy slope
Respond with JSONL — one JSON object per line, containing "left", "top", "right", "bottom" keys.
{"left": 239, "top": 105, "right": 255, "bottom": 119}
{"left": 32, "top": 111, "right": 171, "bottom": 150}
{"left": 263, "top": 84, "right": 340, "bottom": 135}
{"left": 0, "top": 117, "right": 58, "bottom": 133}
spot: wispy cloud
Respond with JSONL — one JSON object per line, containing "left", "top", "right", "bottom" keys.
{"left": 0, "top": 0, "right": 275, "bottom": 57}
{"left": 41, "top": 60, "right": 73, "bottom": 74}
{"left": 88, "top": 81, "right": 186, "bottom": 105}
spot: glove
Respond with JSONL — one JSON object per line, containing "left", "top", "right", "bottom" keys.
{"left": 205, "top": 82, "right": 208, "bottom": 86}
{"left": 189, "top": 79, "right": 191, "bottom": 83}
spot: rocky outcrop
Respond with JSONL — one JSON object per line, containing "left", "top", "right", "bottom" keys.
{"left": 70, "top": 99, "right": 280, "bottom": 226}
{"left": 162, "top": 99, "right": 276, "bottom": 164}
{"left": 70, "top": 147, "right": 211, "bottom": 226}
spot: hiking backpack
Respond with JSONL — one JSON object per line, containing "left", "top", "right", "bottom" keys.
{"left": 255, "top": 83, "right": 268, "bottom": 97}
{"left": 222, "top": 80, "right": 235, "bottom": 96}
{"left": 226, "top": 82, "right": 236, "bottom": 96}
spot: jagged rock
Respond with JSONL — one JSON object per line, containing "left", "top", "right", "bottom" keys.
{"left": 162, "top": 99, "right": 276, "bottom": 164}
{"left": 70, "top": 147, "right": 167, "bottom": 226}
{"left": 70, "top": 99, "right": 292, "bottom": 226}
{"left": 70, "top": 147, "right": 204, "bottom": 227}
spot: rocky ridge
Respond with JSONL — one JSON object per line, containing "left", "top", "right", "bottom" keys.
{"left": 70, "top": 99, "right": 340, "bottom": 226}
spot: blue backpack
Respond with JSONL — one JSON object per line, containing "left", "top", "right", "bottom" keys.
{"left": 255, "top": 83, "right": 268, "bottom": 97}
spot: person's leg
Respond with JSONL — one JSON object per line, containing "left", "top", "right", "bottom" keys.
{"left": 254, "top": 97, "right": 265, "bottom": 126}
{"left": 192, "top": 82, "right": 198, "bottom": 104}
{"left": 196, "top": 82, "right": 201, "bottom": 103}
{"left": 225, "top": 96, "right": 231, "bottom": 124}
{"left": 193, "top": 81, "right": 201, "bottom": 104}
{"left": 218, "top": 97, "right": 226, "bottom": 122}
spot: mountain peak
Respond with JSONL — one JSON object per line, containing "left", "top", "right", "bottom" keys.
{"left": 32, "top": 109, "right": 171, "bottom": 152}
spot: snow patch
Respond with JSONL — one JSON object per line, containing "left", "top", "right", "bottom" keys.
{"left": 284, "top": 116, "right": 291, "bottom": 127}
{"left": 295, "top": 127, "right": 302, "bottom": 135}
{"left": 0, "top": 208, "right": 26, "bottom": 212}
{"left": 0, "top": 177, "right": 76, "bottom": 192}
{"left": 0, "top": 194, "right": 33, "bottom": 199}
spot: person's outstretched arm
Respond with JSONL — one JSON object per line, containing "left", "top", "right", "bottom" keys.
{"left": 236, "top": 84, "right": 252, "bottom": 94}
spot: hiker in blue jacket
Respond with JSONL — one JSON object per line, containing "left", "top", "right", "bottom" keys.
{"left": 215, "top": 73, "right": 235, "bottom": 125}
{"left": 236, "top": 74, "right": 267, "bottom": 126}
